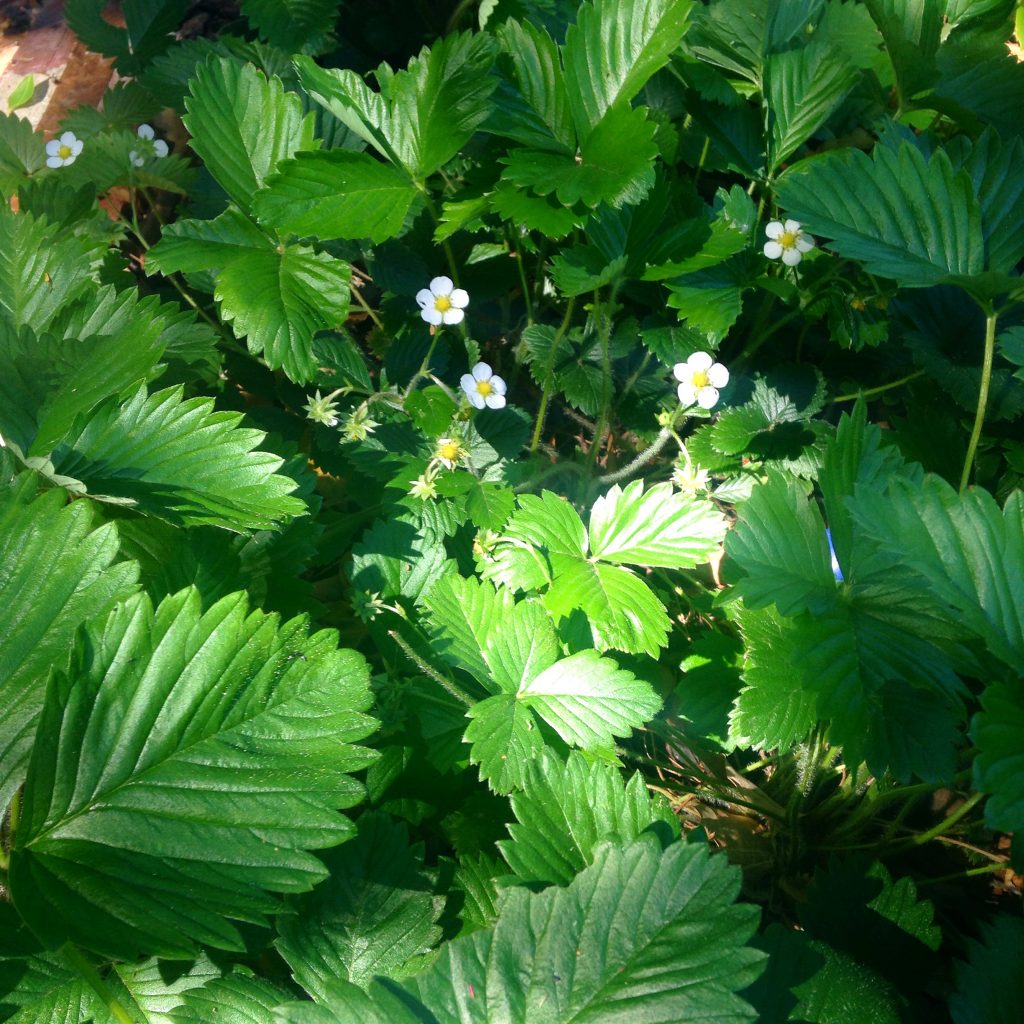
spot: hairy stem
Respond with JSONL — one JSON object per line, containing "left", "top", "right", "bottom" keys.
{"left": 528, "top": 297, "right": 577, "bottom": 453}
{"left": 388, "top": 630, "right": 474, "bottom": 707}
{"left": 959, "top": 310, "right": 998, "bottom": 492}
{"left": 597, "top": 426, "right": 674, "bottom": 487}
{"left": 350, "top": 280, "right": 386, "bottom": 333}
{"left": 63, "top": 945, "right": 136, "bottom": 1024}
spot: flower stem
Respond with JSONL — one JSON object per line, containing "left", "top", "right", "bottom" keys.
{"left": 63, "top": 945, "right": 136, "bottom": 1024}
{"left": 597, "top": 426, "right": 674, "bottom": 487}
{"left": 528, "top": 296, "right": 576, "bottom": 453}
{"left": 404, "top": 329, "right": 444, "bottom": 397}
{"left": 959, "top": 309, "right": 998, "bottom": 492}
{"left": 832, "top": 370, "right": 925, "bottom": 403}
{"left": 585, "top": 287, "right": 615, "bottom": 474}
{"left": 506, "top": 226, "right": 534, "bottom": 326}
{"left": 350, "top": 279, "right": 386, "bottom": 333}
{"left": 387, "top": 630, "right": 474, "bottom": 707}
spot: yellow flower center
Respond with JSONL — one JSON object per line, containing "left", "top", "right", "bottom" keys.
{"left": 434, "top": 295, "right": 452, "bottom": 313}
{"left": 476, "top": 380, "right": 492, "bottom": 397}
{"left": 437, "top": 441, "right": 460, "bottom": 463}
{"left": 779, "top": 229, "right": 799, "bottom": 249}
{"left": 58, "top": 145, "right": 72, "bottom": 159}
{"left": 691, "top": 370, "right": 709, "bottom": 389}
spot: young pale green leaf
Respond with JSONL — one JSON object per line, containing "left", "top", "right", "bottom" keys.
{"left": 483, "top": 597, "right": 562, "bottom": 694}
{"left": 971, "top": 680, "right": 1024, "bottom": 838}
{"left": 519, "top": 649, "right": 661, "bottom": 748}
{"left": 50, "top": 384, "right": 305, "bottom": 532}
{"left": 563, "top": 0, "right": 694, "bottom": 139}
{"left": 183, "top": 57, "right": 315, "bottom": 212}
{"left": 167, "top": 972, "right": 292, "bottom": 1024}
{"left": 775, "top": 142, "right": 985, "bottom": 288}
{"left": 0, "top": 474, "right": 138, "bottom": 812}
{"left": 725, "top": 470, "right": 839, "bottom": 616}
{"left": 10, "top": 588, "right": 377, "bottom": 959}
{"left": 276, "top": 812, "right": 442, "bottom": 995}
{"left": 501, "top": 101, "right": 658, "bottom": 208}
{"left": 499, "top": 750, "right": 679, "bottom": 885}
{"left": 64, "top": 0, "right": 188, "bottom": 75}
{"left": 392, "top": 839, "right": 765, "bottom": 1023}
{"left": 254, "top": 150, "right": 419, "bottom": 244}
{"left": 765, "top": 38, "right": 858, "bottom": 169}
{"left": 295, "top": 33, "right": 496, "bottom": 180}
{"left": 589, "top": 479, "right": 728, "bottom": 567}
{"left": 853, "top": 478, "right": 1024, "bottom": 673}
{"left": 240, "top": 0, "right": 338, "bottom": 52}
{"left": 950, "top": 915, "right": 1024, "bottom": 1024}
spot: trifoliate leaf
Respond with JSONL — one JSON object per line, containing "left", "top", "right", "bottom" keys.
{"left": 64, "top": 0, "right": 188, "bottom": 75}
{"left": 183, "top": 57, "right": 315, "bottom": 212}
{"left": 240, "top": 0, "right": 338, "bottom": 52}
{"left": 254, "top": 150, "right": 419, "bottom": 244}
{"left": 276, "top": 813, "right": 442, "bottom": 995}
{"left": 499, "top": 750, "right": 679, "bottom": 884}
{"left": 9, "top": 588, "right": 377, "bottom": 959}
{"left": 0, "top": 474, "right": 138, "bottom": 811}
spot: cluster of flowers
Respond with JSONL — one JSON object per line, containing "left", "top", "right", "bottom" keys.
{"left": 45, "top": 124, "right": 171, "bottom": 170}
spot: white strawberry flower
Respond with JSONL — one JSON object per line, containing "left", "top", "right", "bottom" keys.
{"left": 45, "top": 131, "right": 83, "bottom": 168}
{"left": 461, "top": 362, "right": 506, "bottom": 410}
{"left": 674, "top": 351, "right": 729, "bottom": 410}
{"left": 137, "top": 123, "right": 169, "bottom": 158}
{"left": 416, "top": 276, "right": 469, "bottom": 326}
{"left": 764, "top": 219, "right": 815, "bottom": 266}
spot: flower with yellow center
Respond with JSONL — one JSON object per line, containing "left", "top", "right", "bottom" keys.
{"left": 416, "top": 276, "right": 470, "bottom": 326}
{"left": 764, "top": 219, "right": 815, "bottom": 266}
{"left": 45, "top": 131, "right": 83, "bottom": 169}
{"left": 434, "top": 436, "right": 465, "bottom": 470}
{"left": 673, "top": 351, "right": 729, "bottom": 410}
{"left": 460, "top": 362, "right": 507, "bottom": 410}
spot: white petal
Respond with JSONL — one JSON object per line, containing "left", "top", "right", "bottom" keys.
{"left": 485, "top": 394, "right": 506, "bottom": 409}
{"left": 429, "top": 276, "right": 453, "bottom": 297}
{"left": 688, "top": 351, "right": 713, "bottom": 372}
{"left": 707, "top": 363, "right": 729, "bottom": 388}
{"left": 415, "top": 288, "right": 434, "bottom": 309}
{"left": 71, "top": 139, "right": 83, "bottom": 156}
{"left": 764, "top": 241, "right": 783, "bottom": 260}
{"left": 137, "top": 124, "right": 155, "bottom": 140}
{"left": 469, "top": 391, "right": 486, "bottom": 409}
{"left": 782, "top": 248, "right": 803, "bottom": 266}
{"left": 46, "top": 155, "right": 64, "bottom": 168}
{"left": 153, "top": 139, "right": 168, "bottom": 158}
{"left": 421, "top": 307, "right": 443, "bottom": 325}
{"left": 696, "top": 386, "right": 720, "bottom": 409}
{"left": 63, "top": 153, "right": 77, "bottom": 166}
{"left": 129, "top": 151, "right": 143, "bottom": 167}
{"left": 460, "top": 374, "right": 476, "bottom": 394}
{"left": 59, "top": 131, "right": 77, "bottom": 146}
{"left": 45, "top": 139, "right": 60, "bottom": 156}
{"left": 442, "top": 307, "right": 465, "bottom": 325}
{"left": 449, "top": 288, "right": 469, "bottom": 308}
{"left": 677, "top": 382, "right": 697, "bottom": 406}
{"left": 489, "top": 375, "right": 507, "bottom": 395}
{"left": 795, "top": 236, "right": 815, "bottom": 252}
{"left": 765, "top": 221, "right": 784, "bottom": 239}
{"left": 672, "top": 362, "right": 688, "bottom": 382}
{"left": 472, "top": 362, "right": 492, "bottom": 381}
{"left": 784, "top": 219, "right": 801, "bottom": 234}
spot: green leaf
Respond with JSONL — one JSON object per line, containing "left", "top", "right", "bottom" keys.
{"left": 665, "top": 258, "right": 748, "bottom": 341}
{"left": 765, "top": 38, "right": 858, "bottom": 169}
{"left": 485, "top": 598, "right": 562, "bottom": 694}
{"left": 51, "top": 384, "right": 306, "bottom": 531}
{"left": 0, "top": 474, "right": 138, "bottom": 811}
{"left": 501, "top": 101, "right": 658, "bottom": 208}
{"left": 864, "top": 0, "right": 942, "bottom": 104}
{"left": 240, "top": 0, "right": 338, "bottom": 52}
{"left": 111, "top": 955, "right": 223, "bottom": 1024}
{"left": 0, "top": 112, "right": 46, "bottom": 189}
{"left": 971, "top": 680, "right": 1024, "bottom": 837}
{"left": 563, "top": 0, "right": 694, "bottom": 139}
{"left": 775, "top": 142, "right": 985, "bottom": 288}
{"left": 549, "top": 247, "right": 628, "bottom": 297}
{"left": 589, "top": 479, "right": 728, "bottom": 567}
{"left": 0, "top": 946, "right": 116, "bottom": 1023}
{"left": 10, "top": 588, "right": 376, "bottom": 959}
{"left": 726, "top": 470, "right": 838, "bottom": 616}
{"left": 148, "top": 207, "right": 351, "bottom": 383}
{"left": 853, "top": 478, "right": 1024, "bottom": 673}
{"left": 64, "top": 0, "right": 188, "bottom": 75}
{"left": 7, "top": 75, "right": 35, "bottom": 114}
{"left": 294, "top": 33, "right": 496, "bottom": 180}
{"left": 464, "top": 694, "right": 545, "bottom": 792}
{"left": 167, "top": 972, "right": 292, "bottom": 1024}
{"left": 519, "top": 649, "right": 661, "bottom": 748}
{"left": 183, "top": 57, "right": 315, "bottom": 212}
{"left": 425, "top": 575, "right": 513, "bottom": 683}
{"left": 350, "top": 518, "right": 453, "bottom": 603}
{"left": 276, "top": 812, "right": 442, "bottom": 995}
{"left": 254, "top": 150, "right": 418, "bottom": 244}
{"left": 499, "top": 750, "right": 679, "bottom": 884}
{"left": 489, "top": 180, "right": 583, "bottom": 237}
{"left": 392, "top": 840, "right": 765, "bottom": 1023}
{"left": 466, "top": 480, "right": 515, "bottom": 530}
{"left": 950, "top": 915, "right": 1024, "bottom": 1024}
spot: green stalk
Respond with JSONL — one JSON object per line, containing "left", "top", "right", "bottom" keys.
{"left": 585, "top": 287, "right": 614, "bottom": 474}
{"left": 832, "top": 370, "right": 925, "bottom": 403}
{"left": 506, "top": 225, "right": 534, "bottom": 326}
{"left": 350, "top": 280, "right": 386, "bottom": 333}
{"left": 404, "top": 329, "right": 444, "bottom": 397}
{"left": 528, "top": 297, "right": 577, "bottom": 453}
{"left": 63, "top": 945, "right": 136, "bottom": 1024}
{"left": 388, "top": 630, "right": 474, "bottom": 707}
{"left": 959, "top": 309, "right": 998, "bottom": 492}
